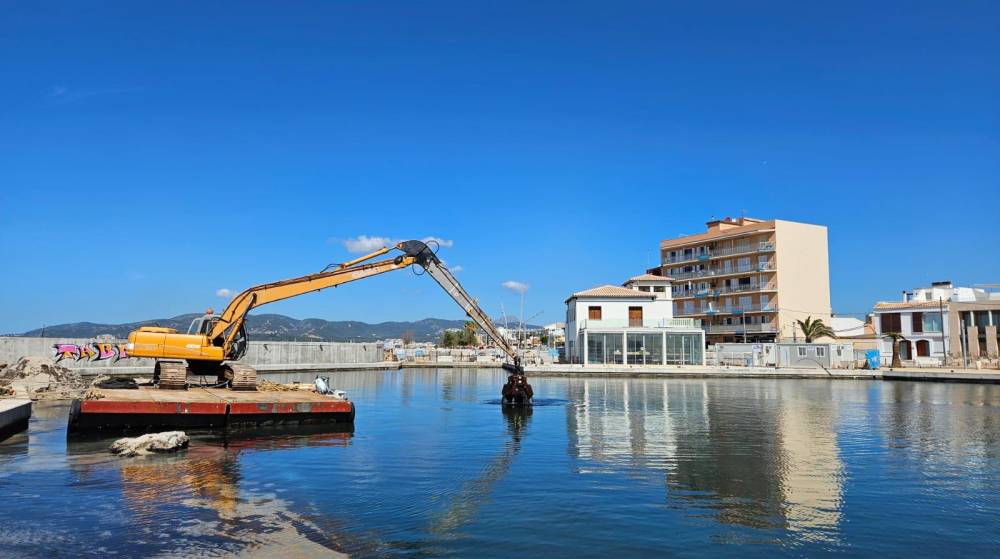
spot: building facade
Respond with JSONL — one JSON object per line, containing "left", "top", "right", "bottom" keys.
{"left": 565, "top": 274, "right": 704, "bottom": 365}
{"left": 653, "top": 217, "right": 832, "bottom": 345}
{"left": 873, "top": 281, "right": 1000, "bottom": 365}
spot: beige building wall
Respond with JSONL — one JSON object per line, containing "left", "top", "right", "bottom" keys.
{"left": 774, "top": 220, "right": 832, "bottom": 342}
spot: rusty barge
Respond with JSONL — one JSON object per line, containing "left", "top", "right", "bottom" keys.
{"left": 67, "top": 385, "right": 355, "bottom": 434}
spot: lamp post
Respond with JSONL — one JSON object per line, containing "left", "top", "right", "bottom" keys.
{"left": 939, "top": 297, "right": 947, "bottom": 366}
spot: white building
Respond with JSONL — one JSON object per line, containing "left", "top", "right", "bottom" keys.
{"left": 872, "top": 281, "right": 1000, "bottom": 365}
{"left": 565, "top": 274, "right": 705, "bottom": 365}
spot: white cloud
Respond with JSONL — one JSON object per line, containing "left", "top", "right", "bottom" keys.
{"left": 450, "top": 265, "right": 464, "bottom": 273}
{"left": 502, "top": 280, "right": 529, "bottom": 294}
{"left": 342, "top": 235, "right": 396, "bottom": 253}
{"left": 216, "top": 288, "right": 233, "bottom": 298}
{"left": 421, "top": 236, "right": 454, "bottom": 248}
{"left": 342, "top": 235, "right": 454, "bottom": 253}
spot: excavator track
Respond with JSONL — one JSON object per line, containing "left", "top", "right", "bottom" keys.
{"left": 157, "top": 362, "right": 188, "bottom": 390}
{"left": 226, "top": 364, "right": 258, "bottom": 391}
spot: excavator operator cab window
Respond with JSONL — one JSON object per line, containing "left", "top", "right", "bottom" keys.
{"left": 187, "top": 317, "right": 219, "bottom": 336}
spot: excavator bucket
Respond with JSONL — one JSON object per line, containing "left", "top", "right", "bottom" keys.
{"left": 501, "top": 363, "right": 533, "bottom": 405}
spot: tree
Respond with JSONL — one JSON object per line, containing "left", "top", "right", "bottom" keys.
{"left": 461, "top": 321, "right": 478, "bottom": 347}
{"left": 883, "top": 332, "right": 905, "bottom": 368}
{"left": 796, "top": 316, "right": 835, "bottom": 343}
{"left": 441, "top": 331, "right": 456, "bottom": 348}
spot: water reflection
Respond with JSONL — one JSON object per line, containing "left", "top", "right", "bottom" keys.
{"left": 429, "top": 406, "right": 532, "bottom": 535}
{"left": 65, "top": 428, "right": 354, "bottom": 557}
{"left": 566, "top": 378, "right": 845, "bottom": 540}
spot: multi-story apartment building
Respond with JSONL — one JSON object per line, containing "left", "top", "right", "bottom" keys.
{"left": 652, "top": 217, "right": 832, "bottom": 344}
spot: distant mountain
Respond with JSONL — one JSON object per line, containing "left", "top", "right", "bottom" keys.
{"left": 19, "top": 314, "right": 540, "bottom": 342}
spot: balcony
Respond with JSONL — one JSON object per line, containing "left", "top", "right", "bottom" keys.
{"left": 663, "top": 241, "right": 776, "bottom": 265}
{"left": 673, "top": 282, "right": 778, "bottom": 299}
{"left": 579, "top": 318, "right": 701, "bottom": 330}
{"left": 677, "top": 304, "right": 776, "bottom": 317}
{"left": 669, "top": 262, "right": 775, "bottom": 281}
{"left": 705, "top": 323, "right": 778, "bottom": 334}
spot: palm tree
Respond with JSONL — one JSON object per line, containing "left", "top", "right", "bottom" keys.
{"left": 795, "top": 316, "right": 835, "bottom": 343}
{"left": 883, "top": 332, "right": 905, "bottom": 368}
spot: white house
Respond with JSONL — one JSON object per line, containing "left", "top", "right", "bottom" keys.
{"left": 873, "top": 281, "right": 1000, "bottom": 365}
{"left": 565, "top": 274, "right": 705, "bottom": 365}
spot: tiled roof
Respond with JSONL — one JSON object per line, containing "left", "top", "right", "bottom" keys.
{"left": 873, "top": 300, "right": 945, "bottom": 310}
{"left": 624, "top": 273, "right": 671, "bottom": 283}
{"left": 566, "top": 285, "right": 657, "bottom": 302}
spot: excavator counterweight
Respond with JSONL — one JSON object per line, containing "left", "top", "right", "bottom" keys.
{"left": 126, "top": 240, "right": 531, "bottom": 405}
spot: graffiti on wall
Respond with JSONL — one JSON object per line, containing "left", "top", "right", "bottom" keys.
{"left": 53, "top": 342, "right": 132, "bottom": 363}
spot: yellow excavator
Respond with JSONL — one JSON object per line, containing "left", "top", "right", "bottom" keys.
{"left": 126, "top": 240, "right": 533, "bottom": 404}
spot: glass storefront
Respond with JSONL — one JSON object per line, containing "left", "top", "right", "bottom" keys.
{"left": 585, "top": 331, "right": 703, "bottom": 365}
{"left": 664, "top": 333, "right": 703, "bottom": 365}
{"left": 587, "top": 332, "right": 624, "bottom": 365}
{"left": 626, "top": 333, "right": 663, "bottom": 365}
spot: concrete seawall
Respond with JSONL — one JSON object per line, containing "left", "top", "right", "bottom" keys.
{"left": 0, "top": 337, "right": 385, "bottom": 376}
{"left": 0, "top": 399, "right": 31, "bottom": 441}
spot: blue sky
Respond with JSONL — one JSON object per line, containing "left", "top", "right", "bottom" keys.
{"left": 1, "top": 1, "right": 997, "bottom": 333}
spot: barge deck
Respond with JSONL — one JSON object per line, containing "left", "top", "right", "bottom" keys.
{"left": 68, "top": 386, "right": 354, "bottom": 434}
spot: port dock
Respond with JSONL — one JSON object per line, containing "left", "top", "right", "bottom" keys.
{"left": 0, "top": 399, "right": 31, "bottom": 441}
{"left": 67, "top": 386, "right": 354, "bottom": 434}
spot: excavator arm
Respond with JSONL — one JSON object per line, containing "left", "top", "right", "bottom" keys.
{"left": 129, "top": 239, "right": 531, "bottom": 402}
{"left": 207, "top": 252, "right": 418, "bottom": 357}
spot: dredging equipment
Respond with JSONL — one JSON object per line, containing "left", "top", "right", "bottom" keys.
{"left": 123, "top": 239, "right": 532, "bottom": 405}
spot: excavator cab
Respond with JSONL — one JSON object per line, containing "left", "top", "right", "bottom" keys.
{"left": 186, "top": 316, "right": 218, "bottom": 336}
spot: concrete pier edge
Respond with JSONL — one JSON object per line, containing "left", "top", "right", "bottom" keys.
{"left": 0, "top": 399, "right": 31, "bottom": 441}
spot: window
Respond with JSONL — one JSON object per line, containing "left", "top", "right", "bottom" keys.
{"left": 816, "top": 347, "right": 826, "bottom": 357}
{"left": 588, "top": 306, "right": 602, "bottom": 320}
{"left": 639, "top": 286, "right": 650, "bottom": 292}
{"left": 921, "top": 312, "right": 942, "bottom": 333}
{"left": 880, "top": 313, "right": 901, "bottom": 333}
{"left": 916, "top": 340, "right": 930, "bottom": 357}
{"left": 912, "top": 312, "right": 923, "bottom": 333}
{"left": 628, "top": 306, "right": 643, "bottom": 327}
{"left": 798, "top": 347, "right": 807, "bottom": 357}
{"left": 627, "top": 333, "right": 663, "bottom": 365}
{"left": 653, "top": 286, "right": 665, "bottom": 293}
{"left": 587, "top": 332, "right": 623, "bottom": 365}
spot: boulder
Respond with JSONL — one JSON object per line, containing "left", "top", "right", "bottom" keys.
{"left": 110, "top": 431, "right": 190, "bottom": 457}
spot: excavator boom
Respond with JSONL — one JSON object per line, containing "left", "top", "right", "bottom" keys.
{"left": 126, "top": 240, "right": 531, "bottom": 403}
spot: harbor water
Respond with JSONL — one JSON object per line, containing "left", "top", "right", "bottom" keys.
{"left": 1, "top": 369, "right": 998, "bottom": 557}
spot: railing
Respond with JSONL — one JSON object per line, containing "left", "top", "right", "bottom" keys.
{"left": 677, "top": 304, "right": 775, "bottom": 317}
{"left": 705, "top": 323, "right": 778, "bottom": 334}
{"left": 663, "top": 241, "right": 775, "bottom": 265}
{"left": 669, "top": 262, "right": 775, "bottom": 281}
{"left": 673, "top": 282, "right": 778, "bottom": 299}
{"left": 579, "top": 318, "right": 701, "bottom": 330}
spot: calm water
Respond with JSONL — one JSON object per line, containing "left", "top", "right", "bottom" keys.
{"left": 1, "top": 370, "right": 999, "bottom": 558}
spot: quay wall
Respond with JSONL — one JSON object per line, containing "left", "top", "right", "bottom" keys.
{"left": 0, "top": 337, "right": 384, "bottom": 376}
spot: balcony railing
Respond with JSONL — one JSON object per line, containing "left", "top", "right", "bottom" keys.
{"left": 663, "top": 241, "right": 775, "bottom": 265}
{"left": 677, "top": 304, "right": 776, "bottom": 317}
{"left": 579, "top": 318, "right": 701, "bottom": 330}
{"left": 673, "top": 282, "right": 778, "bottom": 299}
{"left": 705, "top": 323, "right": 778, "bottom": 334}
{"left": 668, "top": 262, "right": 775, "bottom": 281}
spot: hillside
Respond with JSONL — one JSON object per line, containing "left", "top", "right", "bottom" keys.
{"left": 19, "top": 314, "right": 538, "bottom": 342}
